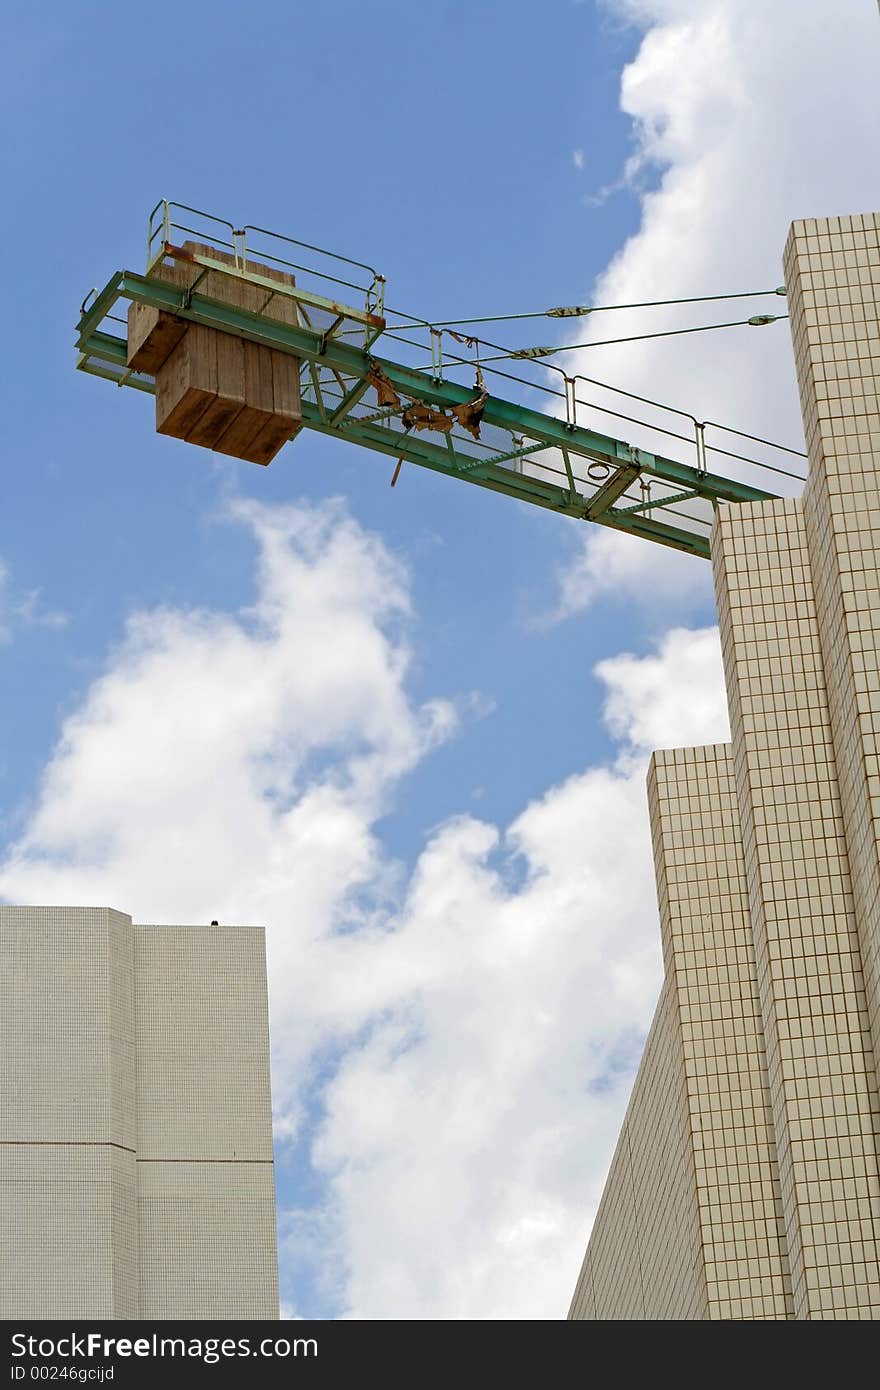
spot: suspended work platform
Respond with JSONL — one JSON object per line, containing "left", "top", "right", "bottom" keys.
{"left": 75, "top": 201, "right": 806, "bottom": 560}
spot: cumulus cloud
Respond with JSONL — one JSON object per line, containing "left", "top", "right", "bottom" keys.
{"left": 598, "top": 624, "right": 728, "bottom": 754}
{"left": 312, "top": 781, "right": 655, "bottom": 1318}
{"left": 4, "top": 0, "right": 873, "bottom": 1323}
{"left": 551, "top": 522, "right": 711, "bottom": 622}
{"left": 309, "top": 622, "right": 727, "bottom": 1319}
{"left": 552, "top": 0, "right": 880, "bottom": 619}
{"left": 0, "top": 499, "right": 450, "bottom": 910}
{"left": 0, "top": 500, "right": 462, "bottom": 1130}
{"left": 0, "top": 492, "right": 727, "bottom": 1318}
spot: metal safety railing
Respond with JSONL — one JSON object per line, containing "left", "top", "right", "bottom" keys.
{"left": 377, "top": 308, "right": 806, "bottom": 493}
{"left": 146, "top": 199, "right": 386, "bottom": 336}
{"left": 75, "top": 199, "right": 810, "bottom": 560}
{"left": 142, "top": 199, "right": 805, "bottom": 493}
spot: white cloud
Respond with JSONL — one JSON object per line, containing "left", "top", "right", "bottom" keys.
{"left": 553, "top": 0, "right": 880, "bottom": 620}
{"left": 552, "top": 521, "right": 712, "bottom": 621}
{"left": 572, "top": 148, "right": 585, "bottom": 171}
{"left": 598, "top": 624, "right": 728, "bottom": 754}
{"left": 0, "top": 557, "right": 67, "bottom": 643}
{"left": 310, "top": 622, "right": 727, "bottom": 1319}
{"left": 0, "top": 490, "right": 727, "bottom": 1318}
{"left": 312, "top": 773, "right": 660, "bottom": 1319}
{"left": 0, "top": 502, "right": 461, "bottom": 1131}
{"left": 4, "top": 0, "right": 874, "bottom": 1324}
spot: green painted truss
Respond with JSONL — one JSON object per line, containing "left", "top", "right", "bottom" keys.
{"left": 75, "top": 202, "right": 805, "bottom": 560}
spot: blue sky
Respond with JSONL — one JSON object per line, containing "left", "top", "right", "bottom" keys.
{"left": 0, "top": 1, "right": 654, "bottom": 845}
{"left": 2, "top": 0, "right": 879, "bottom": 1320}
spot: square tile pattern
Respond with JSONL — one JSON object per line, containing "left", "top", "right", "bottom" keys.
{"left": 0, "top": 906, "right": 278, "bottom": 1319}
{"left": 570, "top": 214, "right": 880, "bottom": 1320}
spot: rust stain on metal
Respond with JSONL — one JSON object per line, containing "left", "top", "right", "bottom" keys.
{"left": 163, "top": 242, "right": 196, "bottom": 263}
{"left": 162, "top": 244, "right": 385, "bottom": 328}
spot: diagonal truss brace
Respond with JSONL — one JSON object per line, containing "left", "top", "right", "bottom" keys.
{"left": 584, "top": 464, "right": 641, "bottom": 520}
{"left": 75, "top": 270, "right": 783, "bottom": 561}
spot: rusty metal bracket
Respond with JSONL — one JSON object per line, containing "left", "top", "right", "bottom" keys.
{"left": 584, "top": 463, "right": 641, "bottom": 520}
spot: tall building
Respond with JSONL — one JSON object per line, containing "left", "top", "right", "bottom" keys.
{"left": 0, "top": 906, "right": 279, "bottom": 1319}
{"left": 569, "top": 212, "right": 880, "bottom": 1320}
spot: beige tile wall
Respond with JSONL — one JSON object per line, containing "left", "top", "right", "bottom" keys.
{"left": 650, "top": 744, "right": 791, "bottom": 1320}
{"left": 788, "top": 215, "right": 880, "bottom": 1198}
{"left": 0, "top": 907, "right": 138, "bottom": 1317}
{"left": 138, "top": 1161, "right": 278, "bottom": 1319}
{"left": 134, "top": 925, "right": 277, "bottom": 1317}
{"left": 570, "top": 210, "right": 880, "bottom": 1320}
{"left": 569, "top": 979, "right": 707, "bottom": 1319}
{"left": 714, "top": 496, "right": 880, "bottom": 1318}
{"left": 0, "top": 907, "right": 278, "bottom": 1319}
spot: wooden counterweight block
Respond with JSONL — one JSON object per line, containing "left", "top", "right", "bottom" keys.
{"left": 147, "top": 241, "right": 302, "bottom": 465}
{"left": 199, "top": 244, "right": 302, "bottom": 465}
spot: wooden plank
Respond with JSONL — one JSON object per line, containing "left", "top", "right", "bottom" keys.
{"left": 126, "top": 302, "right": 187, "bottom": 373}
{"left": 211, "top": 409, "right": 270, "bottom": 463}
{"left": 212, "top": 340, "right": 271, "bottom": 461}
{"left": 244, "top": 341, "right": 275, "bottom": 414}
{"left": 270, "top": 347, "right": 301, "bottom": 419}
{"left": 258, "top": 268, "right": 299, "bottom": 329}
{"left": 181, "top": 241, "right": 292, "bottom": 313}
{"left": 213, "top": 352, "right": 298, "bottom": 465}
{"left": 155, "top": 325, "right": 218, "bottom": 441}
{"left": 186, "top": 329, "right": 244, "bottom": 448}
{"left": 127, "top": 263, "right": 196, "bottom": 372}
{"left": 179, "top": 242, "right": 260, "bottom": 314}
{"left": 244, "top": 412, "right": 298, "bottom": 466}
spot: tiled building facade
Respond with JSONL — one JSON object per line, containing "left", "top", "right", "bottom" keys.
{"left": 570, "top": 213, "right": 880, "bottom": 1319}
{"left": 0, "top": 906, "right": 279, "bottom": 1319}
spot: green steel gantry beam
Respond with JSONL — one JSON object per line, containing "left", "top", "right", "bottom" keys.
{"left": 75, "top": 252, "right": 783, "bottom": 561}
